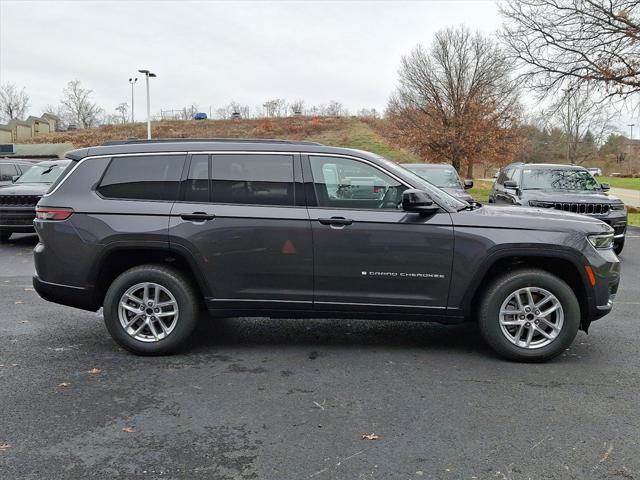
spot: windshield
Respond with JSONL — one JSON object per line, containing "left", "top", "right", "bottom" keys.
{"left": 402, "top": 165, "right": 462, "bottom": 188}
{"left": 16, "top": 162, "right": 70, "bottom": 184}
{"left": 375, "top": 156, "right": 468, "bottom": 210}
{"left": 522, "top": 168, "right": 601, "bottom": 191}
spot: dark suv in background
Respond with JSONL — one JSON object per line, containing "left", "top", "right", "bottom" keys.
{"left": 0, "top": 159, "right": 70, "bottom": 242}
{"left": 489, "top": 163, "right": 627, "bottom": 254}
{"left": 0, "top": 159, "right": 33, "bottom": 186}
{"left": 33, "top": 140, "right": 620, "bottom": 362}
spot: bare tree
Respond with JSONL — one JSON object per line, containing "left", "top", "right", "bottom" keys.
{"left": 115, "top": 103, "right": 129, "bottom": 124}
{"left": 387, "top": 26, "right": 522, "bottom": 177}
{"left": 60, "top": 80, "right": 103, "bottom": 128}
{"left": 500, "top": 0, "right": 640, "bottom": 100}
{"left": 555, "top": 86, "right": 616, "bottom": 164}
{"left": 0, "top": 83, "right": 30, "bottom": 122}
{"left": 325, "top": 100, "right": 344, "bottom": 116}
{"left": 263, "top": 98, "right": 286, "bottom": 117}
{"left": 290, "top": 100, "right": 305, "bottom": 116}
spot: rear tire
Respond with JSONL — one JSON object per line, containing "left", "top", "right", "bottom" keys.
{"left": 0, "top": 231, "right": 11, "bottom": 242}
{"left": 478, "top": 269, "right": 580, "bottom": 362}
{"left": 103, "top": 264, "right": 200, "bottom": 355}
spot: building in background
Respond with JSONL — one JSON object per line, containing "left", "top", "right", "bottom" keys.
{"left": 0, "top": 114, "right": 60, "bottom": 142}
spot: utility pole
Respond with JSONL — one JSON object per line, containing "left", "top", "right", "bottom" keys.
{"left": 628, "top": 123, "right": 636, "bottom": 175}
{"left": 138, "top": 69, "right": 157, "bottom": 139}
{"left": 128, "top": 77, "right": 137, "bottom": 123}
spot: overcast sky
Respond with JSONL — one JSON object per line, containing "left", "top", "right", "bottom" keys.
{"left": 0, "top": 0, "right": 504, "bottom": 118}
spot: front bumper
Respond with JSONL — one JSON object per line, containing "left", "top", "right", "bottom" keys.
{"left": 595, "top": 211, "right": 627, "bottom": 242}
{"left": 0, "top": 206, "right": 36, "bottom": 231}
{"left": 584, "top": 246, "right": 620, "bottom": 325}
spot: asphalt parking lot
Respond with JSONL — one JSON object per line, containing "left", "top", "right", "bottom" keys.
{"left": 1, "top": 232, "right": 639, "bottom": 480}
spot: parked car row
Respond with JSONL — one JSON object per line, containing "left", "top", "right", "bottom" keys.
{"left": 399, "top": 161, "right": 628, "bottom": 255}
{"left": 0, "top": 158, "right": 71, "bottom": 242}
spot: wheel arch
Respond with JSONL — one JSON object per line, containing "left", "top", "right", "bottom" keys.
{"left": 460, "top": 246, "right": 594, "bottom": 330}
{"left": 89, "top": 242, "right": 211, "bottom": 308}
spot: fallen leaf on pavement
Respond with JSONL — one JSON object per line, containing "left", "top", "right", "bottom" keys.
{"left": 0, "top": 443, "right": 11, "bottom": 451}
{"left": 57, "top": 382, "right": 71, "bottom": 388}
{"left": 362, "top": 433, "right": 380, "bottom": 440}
{"left": 14, "top": 301, "right": 23, "bottom": 305}
{"left": 122, "top": 426, "right": 136, "bottom": 433}
{"left": 24, "top": 288, "right": 34, "bottom": 292}
{"left": 88, "top": 368, "right": 102, "bottom": 374}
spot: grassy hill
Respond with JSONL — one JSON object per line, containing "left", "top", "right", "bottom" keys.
{"left": 24, "top": 117, "right": 419, "bottom": 163}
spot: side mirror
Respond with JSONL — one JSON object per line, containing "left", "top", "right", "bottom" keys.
{"left": 600, "top": 183, "right": 610, "bottom": 191}
{"left": 504, "top": 180, "right": 518, "bottom": 190}
{"left": 11, "top": 175, "right": 19, "bottom": 183}
{"left": 402, "top": 189, "right": 439, "bottom": 215}
{"left": 463, "top": 180, "right": 474, "bottom": 189}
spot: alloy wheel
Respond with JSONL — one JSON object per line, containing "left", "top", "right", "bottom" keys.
{"left": 498, "top": 287, "right": 564, "bottom": 349}
{"left": 118, "top": 282, "right": 179, "bottom": 342}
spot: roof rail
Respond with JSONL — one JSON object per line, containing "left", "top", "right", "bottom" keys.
{"left": 101, "top": 138, "right": 323, "bottom": 146}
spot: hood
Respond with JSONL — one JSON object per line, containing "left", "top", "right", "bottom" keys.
{"left": 521, "top": 189, "right": 621, "bottom": 204}
{"left": 454, "top": 205, "right": 612, "bottom": 235}
{"left": 0, "top": 183, "right": 51, "bottom": 196}
{"left": 441, "top": 187, "right": 474, "bottom": 202}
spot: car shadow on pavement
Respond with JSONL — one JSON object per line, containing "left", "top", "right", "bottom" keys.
{"left": 186, "top": 315, "right": 496, "bottom": 358}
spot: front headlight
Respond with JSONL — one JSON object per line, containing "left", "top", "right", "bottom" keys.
{"left": 529, "top": 200, "right": 554, "bottom": 208}
{"left": 587, "top": 233, "right": 614, "bottom": 249}
{"left": 610, "top": 203, "right": 626, "bottom": 211}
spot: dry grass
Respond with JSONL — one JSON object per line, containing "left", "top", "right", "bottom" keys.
{"left": 22, "top": 117, "right": 419, "bottom": 163}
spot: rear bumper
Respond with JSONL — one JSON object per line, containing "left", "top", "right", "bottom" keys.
{"left": 32, "top": 275, "right": 99, "bottom": 311}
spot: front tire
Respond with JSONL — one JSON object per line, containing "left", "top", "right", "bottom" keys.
{"left": 478, "top": 269, "right": 580, "bottom": 362}
{"left": 103, "top": 265, "right": 200, "bottom": 355}
{"left": 0, "top": 231, "right": 11, "bottom": 242}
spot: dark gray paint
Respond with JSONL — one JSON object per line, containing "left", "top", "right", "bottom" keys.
{"left": 33, "top": 141, "right": 620, "bottom": 328}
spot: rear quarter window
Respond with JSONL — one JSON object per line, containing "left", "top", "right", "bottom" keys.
{"left": 98, "top": 155, "right": 185, "bottom": 201}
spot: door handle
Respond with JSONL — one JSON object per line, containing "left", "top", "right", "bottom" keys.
{"left": 180, "top": 212, "right": 215, "bottom": 221}
{"left": 318, "top": 217, "right": 353, "bottom": 226}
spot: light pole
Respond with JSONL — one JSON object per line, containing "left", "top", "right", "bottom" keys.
{"left": 564, "top": 86, "right": 573, "bottom": 164}
{"left": 628, "top": 123, "right": 636, "bottom": 175}
{"left": 138, "top": 69, "right": 157, "bottom": 139}
{"left": 128, "top": 77, "right": 137, "bottom": 123}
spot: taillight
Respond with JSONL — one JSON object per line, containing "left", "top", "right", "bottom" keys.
{"left": 35, "top": 207, "right": 74, "bottom": 221}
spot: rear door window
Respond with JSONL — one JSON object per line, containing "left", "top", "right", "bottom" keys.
{"left": 211, "top": 154, "right": 294, "bottom": 206}
{"left": 98, "top": 155, "right": 185, "bottom": 201}
{"left": 183, "top": 154, "right": 210, "bottom": 202}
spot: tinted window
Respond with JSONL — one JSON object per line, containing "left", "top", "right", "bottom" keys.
{"left": 183, "top": 155, "right": 209, "bottom": 202}
{"left": 98, "top": 155, "right": 185, "bottom": 201}
{"left": 310, "top": 156, "right": 404, "bottom": 210}
{"left": 0, "top": 164, "right": 16, "bottom": 181}
{"left": 211, "top": 154, "right": 294, "bottom": 206}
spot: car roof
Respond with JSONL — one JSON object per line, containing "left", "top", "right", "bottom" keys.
{"left": 64, "top": 138, "right": 382, "bottom": 162}
{"left": 0, "top": 158, "right": 34, "bottom": 164}
{"left": 509, "top": 163, "right": 587, "bottom": 170}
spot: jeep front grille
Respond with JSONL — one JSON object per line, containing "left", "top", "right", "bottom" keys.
{"left": 553, "top": 202, "right": 610, "bottom": 215}
{"left": 0, "top": 195, "right": 41, "bottom": 206}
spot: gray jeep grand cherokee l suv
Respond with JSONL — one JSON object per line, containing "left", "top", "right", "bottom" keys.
{"left": 33, "top": 139, "right": 620, "bottom": 362}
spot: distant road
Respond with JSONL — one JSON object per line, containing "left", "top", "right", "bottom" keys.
{"left": 611, "top": 187, "right": 640, "bottom": 207}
